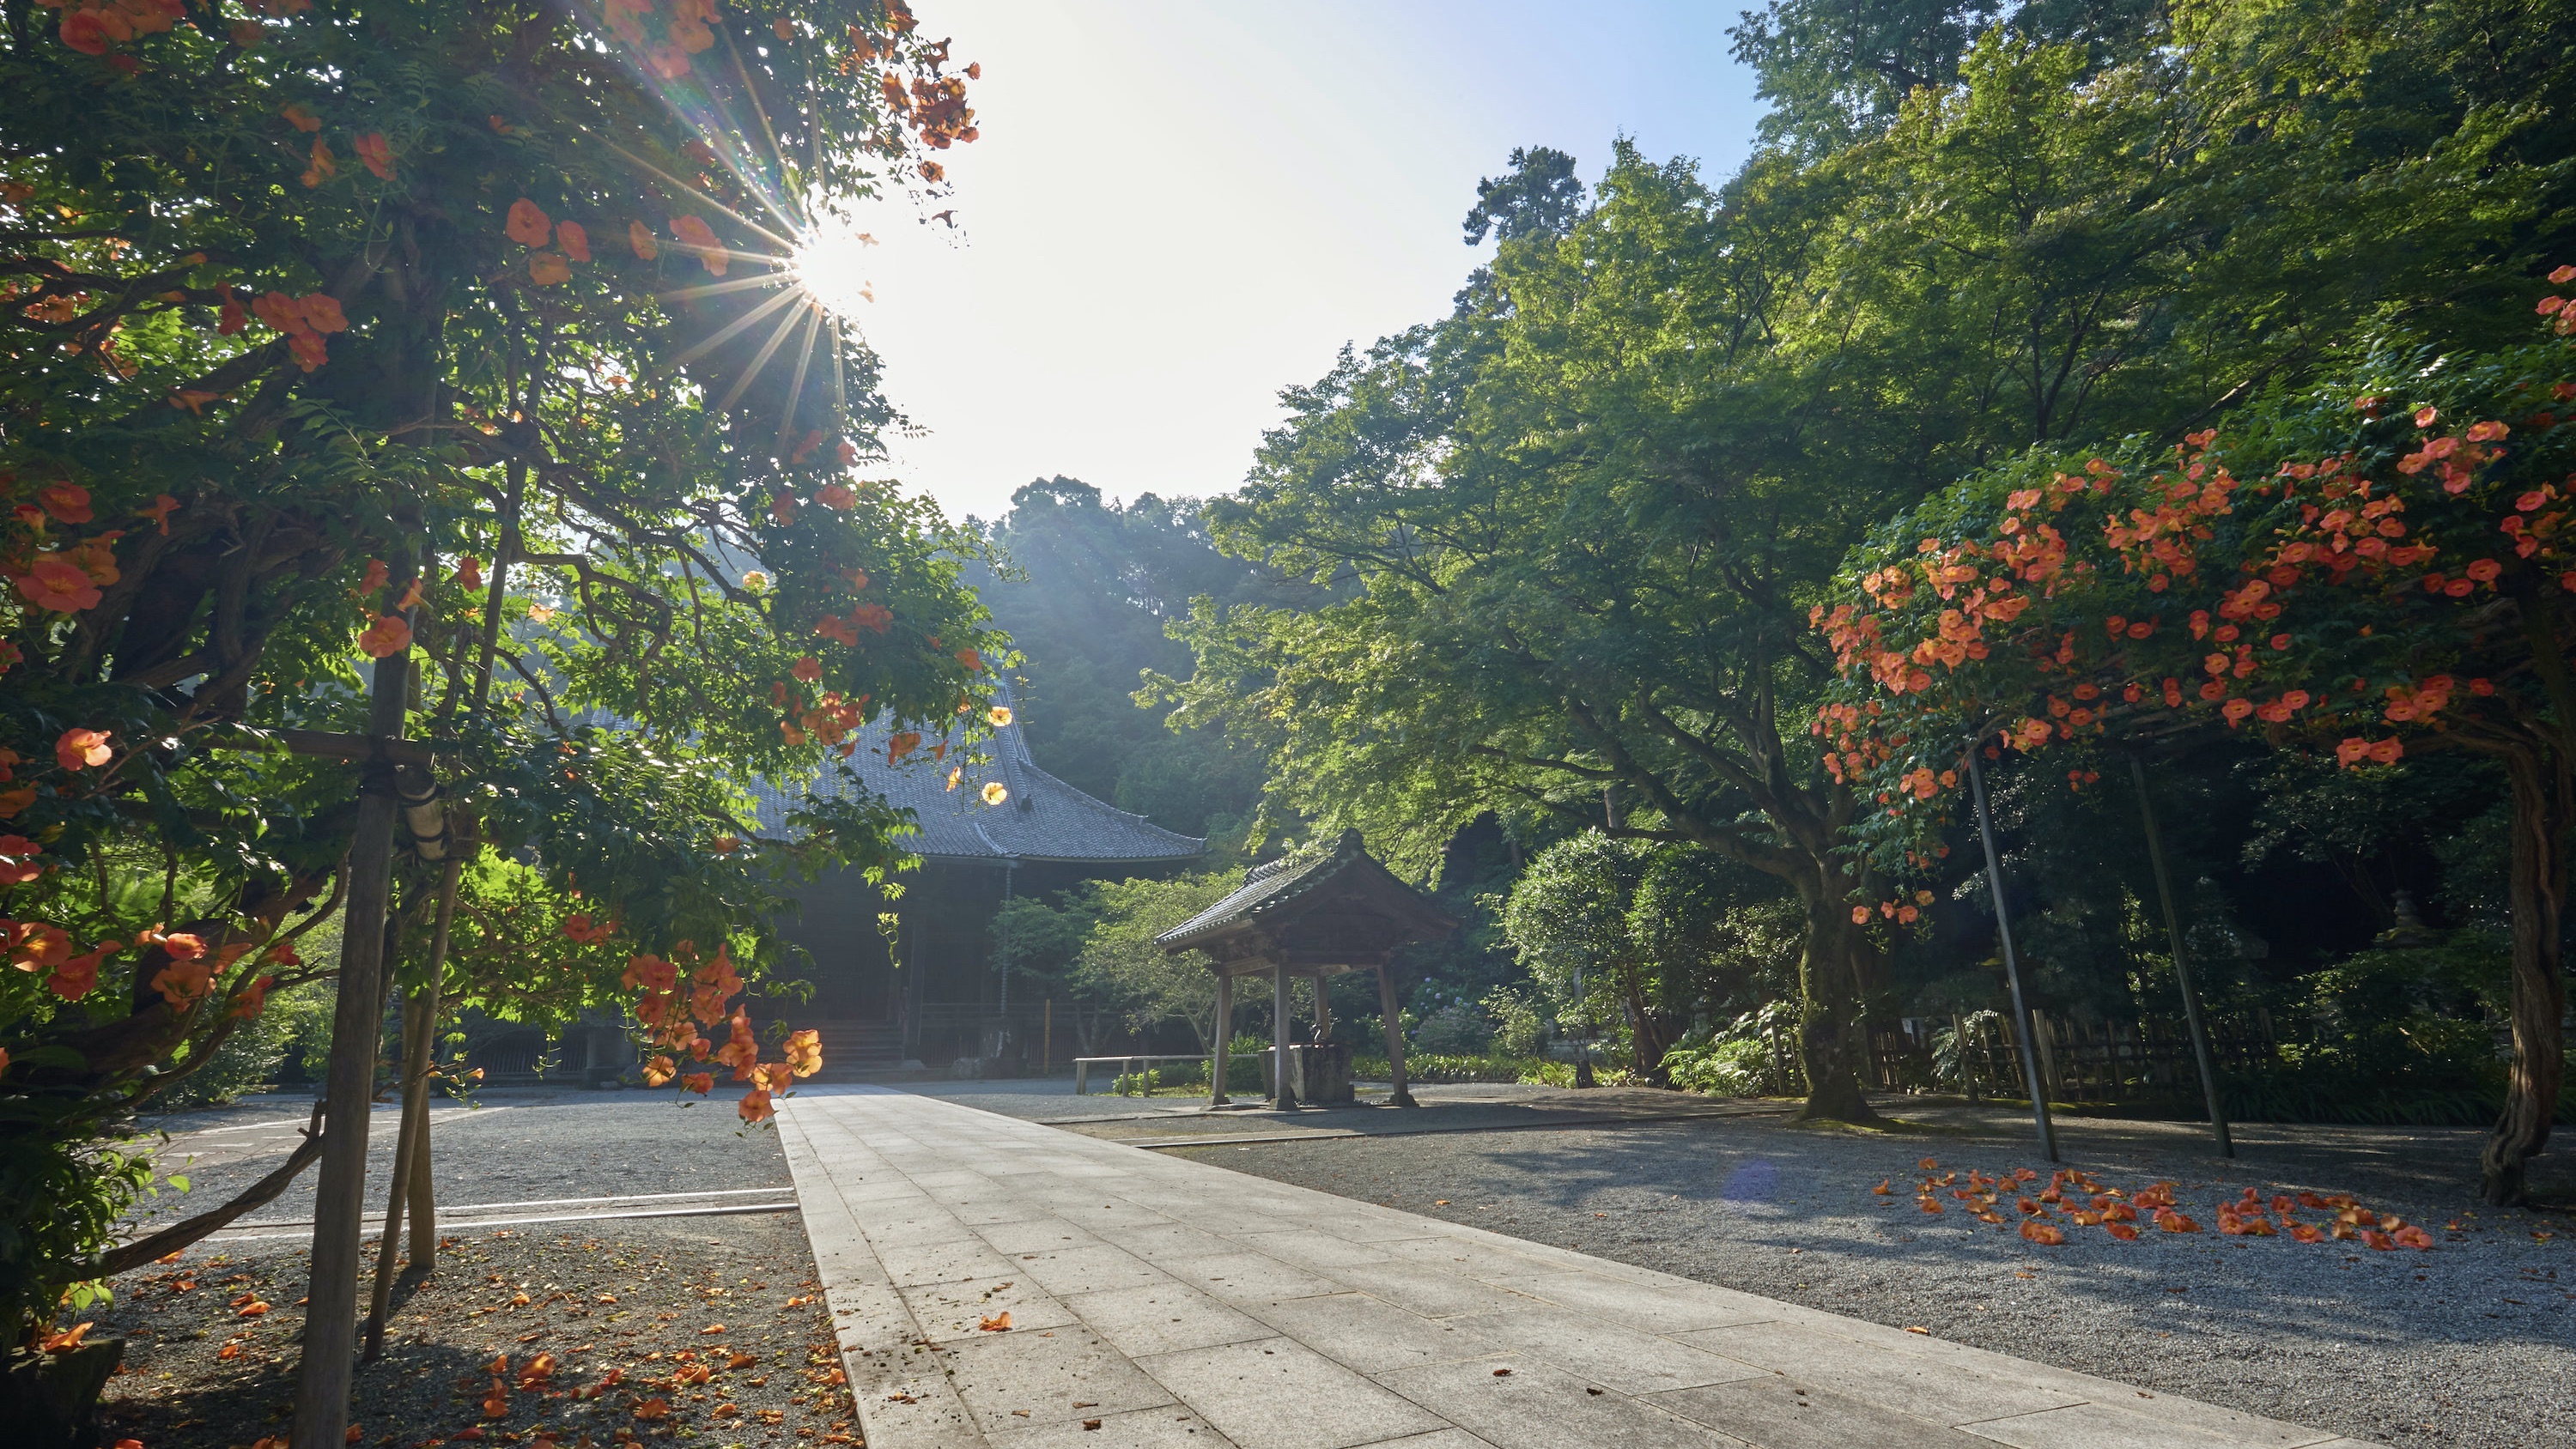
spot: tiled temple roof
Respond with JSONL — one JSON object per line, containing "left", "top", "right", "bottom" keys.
{"left": 747, "top": 678, "right": 1205, "bottom": 864}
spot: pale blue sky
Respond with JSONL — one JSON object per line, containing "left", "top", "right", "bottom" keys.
{"left": 841, "top": 0, "right": 1769, "bottom": 522}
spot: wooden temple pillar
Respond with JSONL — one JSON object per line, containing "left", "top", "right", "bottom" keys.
{"left": 1209, "top": 971, "right": 1233, "bottom": 1107}
{"left": 1271, "top": 961, "right": 1297, "bottom": 1110}
{"left": 1309, "top": 973, "right": 1332, "bottom": 1043}
{"left": 1376, "top": 964, "right": 1415, "bottom": 1107}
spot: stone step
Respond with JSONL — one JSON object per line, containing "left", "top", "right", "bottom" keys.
{"left": 794, "top": 1020, "right": 907, "bottom": 1077}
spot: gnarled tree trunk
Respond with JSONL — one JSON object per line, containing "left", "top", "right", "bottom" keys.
{"left": 2483, "top": 745, "right": 2568, "bottom": 1204}
{"left": 1790, "top": 879, "right": 1882, "bottom": 1125}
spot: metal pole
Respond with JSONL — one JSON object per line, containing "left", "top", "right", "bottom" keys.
{"left": 293, "top": 555, "right": 415, "bottom": 1449}
{"left": 1962, "top": 737, "right": 2057, "bottom": 1162}
{"left": 2125, "top": 754, "right": 2235, "bottom": 1157}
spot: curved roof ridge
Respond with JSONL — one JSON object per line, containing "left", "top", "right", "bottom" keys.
{"left": 745, "top": 678, "right": 1204, "bottom": 864}
{"left": 1155, "top": 829, "right": 1383, "bottom": 949}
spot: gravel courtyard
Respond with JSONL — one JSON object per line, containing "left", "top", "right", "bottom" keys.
{"left": 1139, "top": 1092, "right": 2575, "bottom": 1449}
{"left": 100, "top": 1082, "right": 2575, "bottom": 1448}
{"left": 94, "top": 1087, "right": 847, "bottom": 1449}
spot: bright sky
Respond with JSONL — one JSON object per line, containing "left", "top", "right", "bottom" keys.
{"left": 836, "top": 0, "right": 1770, "bottom": 524}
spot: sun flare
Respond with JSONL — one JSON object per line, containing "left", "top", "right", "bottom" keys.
{"left": 790, "top": 216, "right": 879, "bottom": 323}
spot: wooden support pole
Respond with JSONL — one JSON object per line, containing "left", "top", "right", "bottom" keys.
{"left": 1963, "top": 736, "right": 2058, "bottom": 1163}
{"left": 362, "top": 830, "right": 463, "bottom": 1359}
{"left": 2126, "top": 752, "right": 2234, "bottom": 1157}
{"left": 408, "top": 1077, "right": 438, "bottom": 1266}
{"left": 1376, "top": 965, "right": 1413, "bottom": 1107}
{"left": 292, "top": 555, "right": 415, "bottom": 1449}
{"left": 1309, "top": 972, "right": 1332, "bottom": 1044}
{"left": 1210, "top": 973, "right": 1233, "bottom": 1107}
{"left": 1270, "top": 961, "right": 1297, "bottom": 1111}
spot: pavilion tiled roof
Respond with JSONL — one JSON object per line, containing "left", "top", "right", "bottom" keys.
{"left": 1156, "top": 828, "right": 1385, "bottom": 950}
{"left": 747, "top": 677, "right": 1205, "bottom": 864}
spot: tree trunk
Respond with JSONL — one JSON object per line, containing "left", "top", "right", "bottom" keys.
{"left": 2483, "top": 745, "right": 2568, "bottom": 1204}
{"left": 1790, "top": 882, "right": 1881, "bottom": 1125}
{"left": 1620, "top": 989, "right": 1680, "bottom": 1085}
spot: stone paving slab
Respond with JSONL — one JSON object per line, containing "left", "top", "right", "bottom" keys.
{"left": 778, "top": 1086, "right": 2360, "bottom": 1449}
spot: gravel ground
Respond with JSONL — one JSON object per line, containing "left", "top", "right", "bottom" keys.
{"left": 1172, "top": 1096, "right": 2575, "bottom": 1449}
{"left": 90, "top": 1088, "right": 844, "bottom": 1449}
{"left": 133, "top": 1086, "right": 793, "bottom": 1240}
{"left": 94, "top": 1216, "right": 857, "bottom": 1449}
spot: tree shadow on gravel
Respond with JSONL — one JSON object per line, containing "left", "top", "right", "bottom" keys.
{"left": 100, "top": 1337, "right": 502, "bottom": 1449}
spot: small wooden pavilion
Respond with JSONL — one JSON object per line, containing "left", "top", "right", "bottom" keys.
{"left": 1156, "top": 829, "right": 1456, "bottom": 1110}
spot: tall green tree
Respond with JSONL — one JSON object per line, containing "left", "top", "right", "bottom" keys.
{"left": 1171, "top": 146, "right": 1907, "bottom": 1120}
{"left": 1729, "top": 0, "right": 2157, "bottom": 157}
{"left": 975, "top": 476, "right": 1274, "bottom": 837}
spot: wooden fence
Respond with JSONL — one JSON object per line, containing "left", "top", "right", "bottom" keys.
{"left": 1856, "top": 1009, "right": 2281, "bottom": 1103}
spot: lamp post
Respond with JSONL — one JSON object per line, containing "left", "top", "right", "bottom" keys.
{"left": 1962, "top": 736, "right": 2057, "bottom": 1162}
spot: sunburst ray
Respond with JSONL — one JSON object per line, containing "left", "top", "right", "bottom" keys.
{"left": 718, "top": 297, "right": 820, "bottom": 415}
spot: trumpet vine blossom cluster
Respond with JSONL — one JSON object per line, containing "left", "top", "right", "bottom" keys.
{"left": 1812, "top": 282, "right": 2576, "bottom": 1203}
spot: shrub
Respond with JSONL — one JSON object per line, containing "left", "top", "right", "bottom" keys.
{"left": 1354, "top": 1052, "right": 1634, "bottom": 1087}
{"left": 1660, "top": 1006, "right": 1803, "bottom": 1097}
{"left": 1411, "top": 1001, "right": 1494, "bottom": 1055}
{"left": 151, "top": 979, "right": 334, "bottom": 1111}
{"left": 1485, "top": 988, "right": 1546, "bottom": 1058}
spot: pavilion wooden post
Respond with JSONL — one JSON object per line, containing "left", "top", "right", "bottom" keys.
{"left": 1209, "top": 973, "right": 1233, "bottom": 1106}
{"left": 1309, "top": 973, "right": 1332, "bottom": 1043}
{"left": 1376, "top": 965, "right": 1415, "bottom": 1107}
{"left": 1270, "top": 961, "right": 1297, "bottom": 1110}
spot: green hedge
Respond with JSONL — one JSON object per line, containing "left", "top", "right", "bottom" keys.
{"left": 1355, "top": 1054, "right": 1636, "bottom": 1087}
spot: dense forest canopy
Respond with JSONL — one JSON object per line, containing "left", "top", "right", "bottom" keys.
{"left": 969, "top": 476, "right": 1276, "bottom": 842}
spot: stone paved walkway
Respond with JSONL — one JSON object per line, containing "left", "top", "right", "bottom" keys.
{"left": 778, "top": 1086, "right": 2367, "bottom": 1449}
